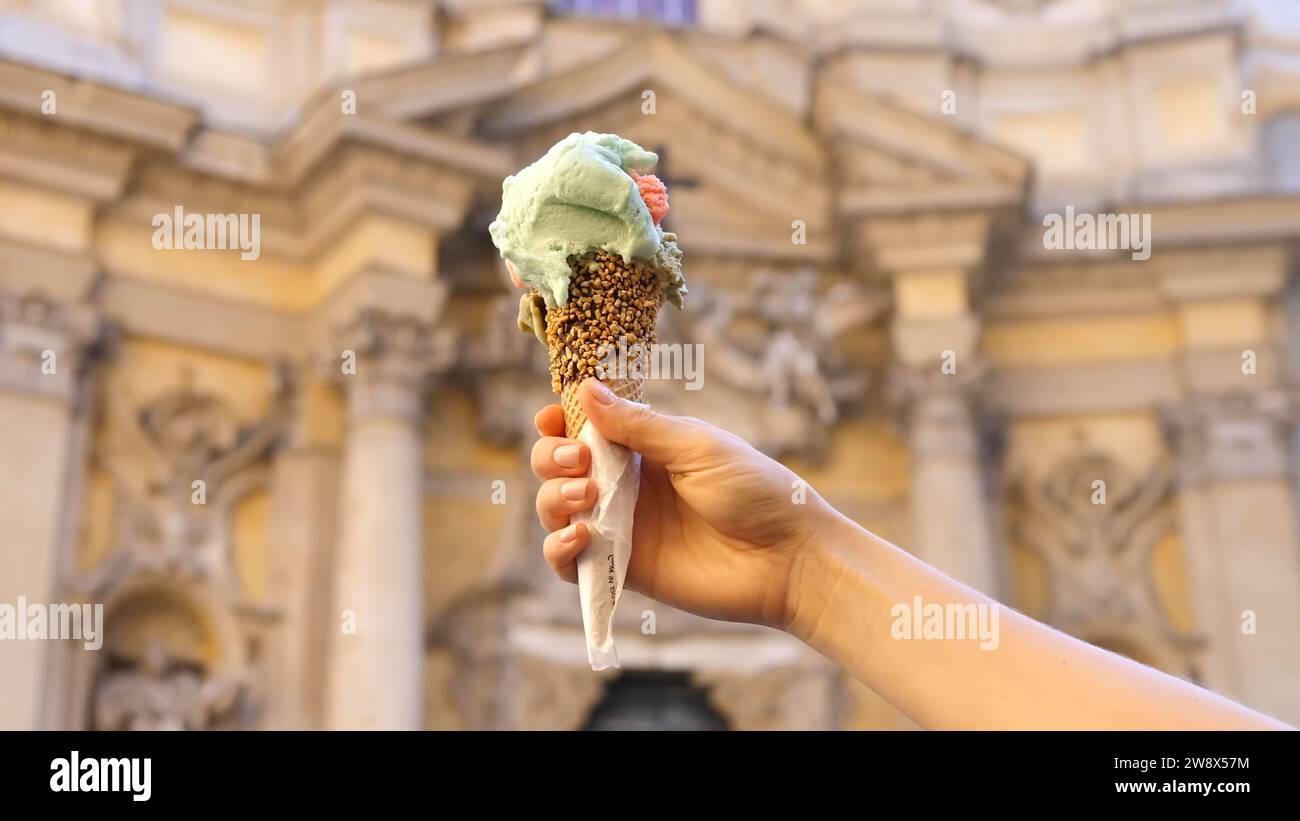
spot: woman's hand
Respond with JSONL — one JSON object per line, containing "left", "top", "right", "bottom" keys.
{"left": 531, "top": 378, "right": 830, "bottom": 629}
{"left": 530, "top": 380, "right": 1291, "bottom": 730}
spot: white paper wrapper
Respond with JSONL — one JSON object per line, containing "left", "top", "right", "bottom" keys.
{"left": 572, "top": 418, "right": 641, "bottom": 670}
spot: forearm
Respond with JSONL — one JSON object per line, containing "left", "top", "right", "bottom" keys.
{"left": 788, "top": 511, "right": 1289, "bottom": 730}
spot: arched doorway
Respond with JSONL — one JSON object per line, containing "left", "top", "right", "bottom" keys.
{"left": 583, "top": 670, "right": 728, "bottom": 731}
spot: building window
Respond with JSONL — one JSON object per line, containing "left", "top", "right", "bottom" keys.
{"left": 551, "top": 0, "right": 697, "bottom": 27}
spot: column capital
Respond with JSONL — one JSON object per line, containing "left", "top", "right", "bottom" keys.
{"left": 1162, "top": 389, "right": 1294, "bottom": 485}
{"left": 862, "top": 211, "right": 993, "bottom": 275}
{"left": 887, "top": 358, "right": 993, "bottom": 458}
{"left": 326, "top": 308, "right": 456, "bottom": 425}
{"left": 0, "top": 291, "right": 107, "bottom": 408}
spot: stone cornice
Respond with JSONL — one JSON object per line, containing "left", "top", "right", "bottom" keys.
{"left": 840, "top": 178, "right": 1026, "bottom": 217}
{"left": 990, "top": 358, "right": 1181, "bottom": 416}
{"left": 114, "top": 142, "right": 483, "bottom": 259}
{"left": 0, "top": 59, "right": 197, "bottom": 153}
{"left": 1123, "top": 195, "right": 1300, "bottom": 247}
{"left": 0, "top": 236, "right": 98, "bottom": 303}
{"left": 986, "top": 242, "right": 1292, "bottom": 320}
{"left": 279, "top": 95, "right": 514, "bottom": 186}
{"left": 863, "top": 211, "right": 993, "bottom": 273}
{"left": 1155, "top": 246, "right": 1290, "bottom": 302}
{"left": 0, "top": 111, "right": 137, "bottom": 200}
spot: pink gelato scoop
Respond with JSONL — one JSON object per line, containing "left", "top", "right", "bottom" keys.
{"left": 631, "top": 172, "right": 669, "bottom": 225}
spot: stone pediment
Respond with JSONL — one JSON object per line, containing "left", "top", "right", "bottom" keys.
{"left": 470, "top": 34, "right": 833, "bottom": 260}
{"left": 345, "top": 46, "right": 540, "bottom": 122}
{"left": 478, "top": 34, "right": 821, "bottom": 167}
{"left": 816, "top": 82, "right": 1030, "bottom": 218}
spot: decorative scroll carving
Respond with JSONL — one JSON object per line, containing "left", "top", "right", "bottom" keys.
{"left": 80, "top": 365, "right": 290, "bottom": 596}
{"left": 0, "top": 291, "right": 105, "bottom": 407}
{"left": 1162, "top": 390, "right": 1294, "bottom": 486}
{"left": 74, "top": 368, "right": 291, "bottom": 730}
{"left": 888, "top": 358, "right": 995, "bottom": 459}
{"left": 1010, "top": 449, "right": 1199, "bottom": 672}
{"left": 329, "top": 308, "right": 457, "bottom": 424}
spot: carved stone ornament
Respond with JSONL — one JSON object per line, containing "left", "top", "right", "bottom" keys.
{"left": 1161, "top": 390, "right": 1294, "bottom": 486}
{"left": 1010, "top": 449, "right": 1200, "bottom": 672}
{"left": 888, "top": 357, "right": 996, "bottom": 459}
{"left": 93, "top": 640, "right": 250, "bottom": 731}
{"left": 0, "top": 291, "right": 105, "bottom": 407}
{"left": 78, "top": 365, "right": 290, "bottom": 596}
{"left": 328, "top": 308, "right": 457, "bottom": 425}
{"left": 677, "top": 270, "right": 884, "bottom": 459}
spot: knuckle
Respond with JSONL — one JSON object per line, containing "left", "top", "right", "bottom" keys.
{"left": 529, "top": 439, "right": 549, "bottom": 476}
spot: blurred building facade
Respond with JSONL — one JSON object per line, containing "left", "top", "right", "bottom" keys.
{"left": 1, "top": 0, "right": 1299, "bottom": 730}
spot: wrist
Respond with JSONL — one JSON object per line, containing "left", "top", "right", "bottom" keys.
{"left": 781, "top": 505, "right": 861, "bottom": 645}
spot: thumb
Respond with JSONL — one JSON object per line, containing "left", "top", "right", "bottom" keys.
{"left": 579, "top": 379, "right": 701, "bottom": 467}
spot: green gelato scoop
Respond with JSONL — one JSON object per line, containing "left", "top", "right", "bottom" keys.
{"left": 489, "top": 131, "right": 669, "bottom": 308}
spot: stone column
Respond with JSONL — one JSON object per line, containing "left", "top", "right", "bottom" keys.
{"left": 0, "top": 293, "right": 101, "bottom": 730}
{"left": 865, "top": 213, "right": 1003, "bottom": 595}
{"left": 322, "top": 310, "right": 451, "bottom": 730}
{"left": 264, "top": 368, "right": 342, "bottom": 730}
{"left": 1165, "top": 390, "right": 1300, "bottom": 723}
{"left": 890, "top": 361, "right": 1000, "bottom": 594}
{"left": 1156, "top": 258, "right": 1300, "bottom": 723}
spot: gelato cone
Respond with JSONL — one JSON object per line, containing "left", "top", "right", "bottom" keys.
{"left": 547, "top": 249, "right": 662, "bottom": 437}
{"left": 489, "top": 132, "right": 685, "bottom": 670}
{"left": 561, "top": 378, "right": 644, "bottom": 441}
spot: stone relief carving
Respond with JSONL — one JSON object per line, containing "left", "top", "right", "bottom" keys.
{"left": 81, "top": 365, "right": 290, "bottom": 595}
{"left": 93, "top": 640, "right": 250, "bottom": 731}
{"left": 73, "top": 366, "right": 291, "bottom": 730}
{"left": 1010, "top": 449, "right": 1199, "bottom": 673}
{"left": 679, "top": 270, "right": 883, "bottom": 458}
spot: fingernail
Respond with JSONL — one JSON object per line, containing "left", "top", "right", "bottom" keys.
{"left": 587, "top": 379, "right": 614, "bottom": 405}
{"left": 559, "top": 523, "right": 579, "bottom": 543}
{"left": 561, "top": 479, "right": 588, "bottom": 501}
{"left": 554, "top": 444, "right": 580, "bottom": 468}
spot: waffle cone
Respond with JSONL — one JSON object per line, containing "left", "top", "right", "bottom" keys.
{"left": 561, "top": 377, "right": 645, "bottom": 439}
{"left": 544, "top": 250, "right": 662, "bottom": 437}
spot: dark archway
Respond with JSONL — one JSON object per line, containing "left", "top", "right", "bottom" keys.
{"left": 583, "top": 670, "right": 728, "bottom": 731}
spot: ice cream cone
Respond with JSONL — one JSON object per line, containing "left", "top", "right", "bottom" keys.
{"left": 561, "top": 377, "right": 644, "bottom": 439}
{"left": 544, "top": 249, "right": 662, "bottom": 438}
